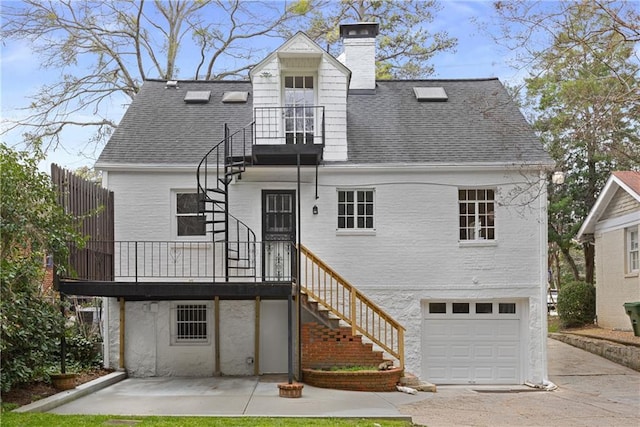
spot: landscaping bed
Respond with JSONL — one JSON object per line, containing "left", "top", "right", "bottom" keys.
{"left": 1, "top": 368, "right": 113, "bottom": 410}
{"left": 302, "top": 367, "right": 403, "bottom": 392}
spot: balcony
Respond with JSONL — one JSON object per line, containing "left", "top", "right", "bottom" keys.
{"left": 57, "top": 240, "right": 295, "bottom": 300}
{"left": 252, "top": 106, "right": 324, "bottom": 165}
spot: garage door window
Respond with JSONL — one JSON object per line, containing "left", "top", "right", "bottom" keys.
{"left": 499, "top": 303, "right": 516, "bottom": 314}
{"left": 476, "top": 303, "right": 493, "bottom": 314}
{"left": 429, "top": 302, "right": 446, "bottom": 314}
{"left": 426, "top": 301, "right": 518, "bottom": 315}
{"left": 452, "top": 303, "right": 470, "bottom": 314}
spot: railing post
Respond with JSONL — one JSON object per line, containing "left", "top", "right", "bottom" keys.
{"left": 350, "top": 287, "right": 357, "bottom": 337}
{"left": 134, "top": 241, "right": 138, "bottom": 283}
{"left": 398, "top": 328, "right": 405, "bottom": 370}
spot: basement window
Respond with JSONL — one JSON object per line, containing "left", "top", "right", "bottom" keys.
{"left": 413, "top": 87, "right": 448, "bottom": 102}
{"left": 184, "top": 91, "right": 211, "bottom": 103}
{"left": 222, "top": 91, "right": 249, "bottom": 103}
{"left": 172, "top": 303, "right": 210, "bottom": 345}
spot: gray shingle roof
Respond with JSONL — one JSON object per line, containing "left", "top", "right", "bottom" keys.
{"left": 96, "top": 80, "right": 253, "bottom": 166}
{"left": 96, "top": 78, "right": 551, "bottom": 167}
{"left": 346, "top": 79, "right": 551, "bottom": 165}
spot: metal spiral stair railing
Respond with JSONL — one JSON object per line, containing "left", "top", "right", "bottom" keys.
{"left": 196, "top": 123, "right": 257, "bottom": 279}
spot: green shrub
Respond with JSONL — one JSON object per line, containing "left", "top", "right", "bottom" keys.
{"left": 557, "top": 280, "right": 596, "bottom": 328}
{"left": 0, "top": 295, "right": 64, "bottom": 392}
{"left": 64, "top": 327, "right": 102, "bottom": 368}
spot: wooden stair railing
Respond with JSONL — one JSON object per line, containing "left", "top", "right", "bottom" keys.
{"left": 298, "top": 244, "right": 405, "bottom": 370}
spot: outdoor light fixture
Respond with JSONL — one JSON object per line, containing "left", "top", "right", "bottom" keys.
{"left": 312, "top": 205, "right": 318, "bottom": 215}
{"left": 552, "top": 171, "right": 565, "bottom": 185}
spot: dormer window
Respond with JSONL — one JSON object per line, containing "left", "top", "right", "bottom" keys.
{"left": 284, "top": 76, "right": 315, "bottom": 144}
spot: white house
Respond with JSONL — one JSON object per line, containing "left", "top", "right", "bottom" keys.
{"left": 577, "top": 171, "right": 640, "bottom": 330}
{"left": 60, "top": 23, "right": 554, "bottom": 386}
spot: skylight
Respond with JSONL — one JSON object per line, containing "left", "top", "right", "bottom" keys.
{"left": 184, "top": 91, "right": 211, "bottom": 103}
{"left": 222, "top": 91, "right": 249, "bottom": 103}
{"left": 413, "top": 87, "right": 448, "bottom": 102}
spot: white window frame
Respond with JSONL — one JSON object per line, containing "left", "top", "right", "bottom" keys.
{"left": 458, "top": 188, "right": 496, "bottom": 242}
{"left": 171, "top": 302, "right": 211, "bottom": 345}
{"left": 282, "top": 74, "right": 318, "bottom": 144}
{"left": 172, "top": 190, "right": 206, "bottom": 240}
{"left": 337, "top": 188, "right": 375, "bottom": 232}
{"left": 627, "top": 226, "right": 639, "bottom": 274}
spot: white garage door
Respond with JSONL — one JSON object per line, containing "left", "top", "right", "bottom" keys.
{"left": 422, "top": 301, "right": 521, "bottom": 384}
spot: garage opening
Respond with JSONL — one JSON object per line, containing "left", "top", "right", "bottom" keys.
{"left": 421, "top": 300, "right": 521, "bottom": 385}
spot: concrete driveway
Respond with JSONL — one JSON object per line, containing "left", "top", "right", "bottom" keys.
{"left": 46, "top": 338, "right": 639, "bottom": 425}
{"left": 400, "top": 338, "right": 640, "bottom": 426}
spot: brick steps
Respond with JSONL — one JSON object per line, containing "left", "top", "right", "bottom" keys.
{"left": 301, "top": 322, "right": 387, "bottom": 370}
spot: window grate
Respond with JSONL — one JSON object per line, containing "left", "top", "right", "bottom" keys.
{"left": 176, "top": 304, "right": 208, "bottom": 342}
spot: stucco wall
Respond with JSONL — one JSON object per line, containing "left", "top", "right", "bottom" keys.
{"left": 105, "top": 297, "right": 289, "bottom": 377}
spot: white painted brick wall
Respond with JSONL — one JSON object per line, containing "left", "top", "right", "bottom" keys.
{"left": 341, "top": 37, "right": 376, "bottom": 90}
{"left": 106, "top": 166, "right": 547, "bottom": 382}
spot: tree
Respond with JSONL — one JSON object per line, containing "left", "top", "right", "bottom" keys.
{"left": 1, "top": 0, "right": 311, "bottom": 153}
{"left": 303, "top": 0, "right": 457, "bottom": 79}
{"left": 2, "top": 0, "right": 457, "bottom": 157}
{"left": 0, "top": 144, "right": 83, "bottom": 391}
{"left": 492, "top": 0, "right": 640, "bottom": 285}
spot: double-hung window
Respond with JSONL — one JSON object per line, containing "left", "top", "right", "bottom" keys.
{"left": 627, "top": 227, "right": 639, "bottom": 274}
{"left": 459, "top": 189, "right": 495, "bottom": 241}
{"left": 175, "top": 192, "right": 205, "bottom": 238}
{"left": 337, "top": 189, "right": 374, "bottom": 230}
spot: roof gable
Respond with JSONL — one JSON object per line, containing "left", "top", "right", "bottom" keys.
{"left": 576, "top": 171, "right": 640, "bottom": 240}
{"left": 249, "top": 32, "right": 350, "bottom": 81}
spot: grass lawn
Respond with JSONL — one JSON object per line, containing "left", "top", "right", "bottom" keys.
{"left": 1, "top": 413, "right": 413, "bottom": 426}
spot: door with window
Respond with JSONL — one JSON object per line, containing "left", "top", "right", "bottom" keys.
{"left": 284, "top": 76, "right": 314, "bottom": 144}
{"left": 262, "top": 190, "right": 296, "bottom": 280}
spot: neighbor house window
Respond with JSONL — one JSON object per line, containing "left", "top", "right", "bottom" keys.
{"left": 172, "top": 303, "right": 209, "bottom": 344}
{"left": 337, "top": 189, "right": 374, "bottom": 230}
{"left": 175, "top": 192, "right": 205, "bottom": 237}
{"left": 628, "top": 227, "right": 639, "bottom": 273}
{"left": 459, "top": 189, "right": 495, "bottom": 241}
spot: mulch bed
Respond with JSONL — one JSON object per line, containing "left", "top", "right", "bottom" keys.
{"left": 1, "top": 368, "right": 113, "bottom": 408}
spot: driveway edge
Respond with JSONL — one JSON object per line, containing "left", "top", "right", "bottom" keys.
{"left": 13, "top": 370, "right": 127, "bottom": 413}
{"left": 549, "top": 333, "right": 640, "bottom": 372}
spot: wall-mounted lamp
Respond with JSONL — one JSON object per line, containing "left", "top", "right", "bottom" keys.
{"left": 552, "top": 171, "right": 565, "bottom": 185}
{"left": 312, "top": 205, "right": 318, "bottom": 215}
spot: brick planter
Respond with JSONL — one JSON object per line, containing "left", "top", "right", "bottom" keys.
{"left": 278, "top": 382, "right": 304, "bottom": 398}
{"left": 302, "top": 367, "right": 403, "bottom": 392}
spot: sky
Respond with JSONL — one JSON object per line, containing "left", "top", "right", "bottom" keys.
{"left": 0, "top": 0, "right": 522, "bottom": 173}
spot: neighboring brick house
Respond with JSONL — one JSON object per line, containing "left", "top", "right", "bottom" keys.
{"left": 577, "top": 171, "right": 640, "bottom": 330}
{"left": 59, "top": 23, "right": 554, "bottom": 386}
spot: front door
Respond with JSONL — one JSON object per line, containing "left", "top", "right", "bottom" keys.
{"left": 262, "top": 190, "right": 296, "bottom": 280}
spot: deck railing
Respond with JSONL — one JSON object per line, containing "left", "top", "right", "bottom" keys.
{"left": 298, "top": 245, "right": 405, "bottom": 369}
{"left": 254, "top": 106, "right": 325, "bottom": 146}
{"left": 62, "top": 240, "right": 295, "bottom": 282}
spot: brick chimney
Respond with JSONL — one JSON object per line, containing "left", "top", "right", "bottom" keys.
{"left": 338, "top": 22, "right": 379, "bottom": 92}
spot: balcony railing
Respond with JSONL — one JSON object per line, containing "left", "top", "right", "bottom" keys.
{"left": 254, "top": 106, "right": 325, "bottom": 146}
{"left": 62, "top": 240, "right": 295, "bottom": 283}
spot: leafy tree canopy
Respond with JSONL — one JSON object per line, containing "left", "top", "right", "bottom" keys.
{"left": 0, "top": 143, "right": 83, "bottom": 391}
{"left": 303, "top": 0, "right": 457, "bottom": 79}
{"left": 492, "top": 0, "right": 640, "bottom": 284}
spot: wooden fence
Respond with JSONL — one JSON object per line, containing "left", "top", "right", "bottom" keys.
{"left": 51, "top": 164, "right": 114, "bottom": 281}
